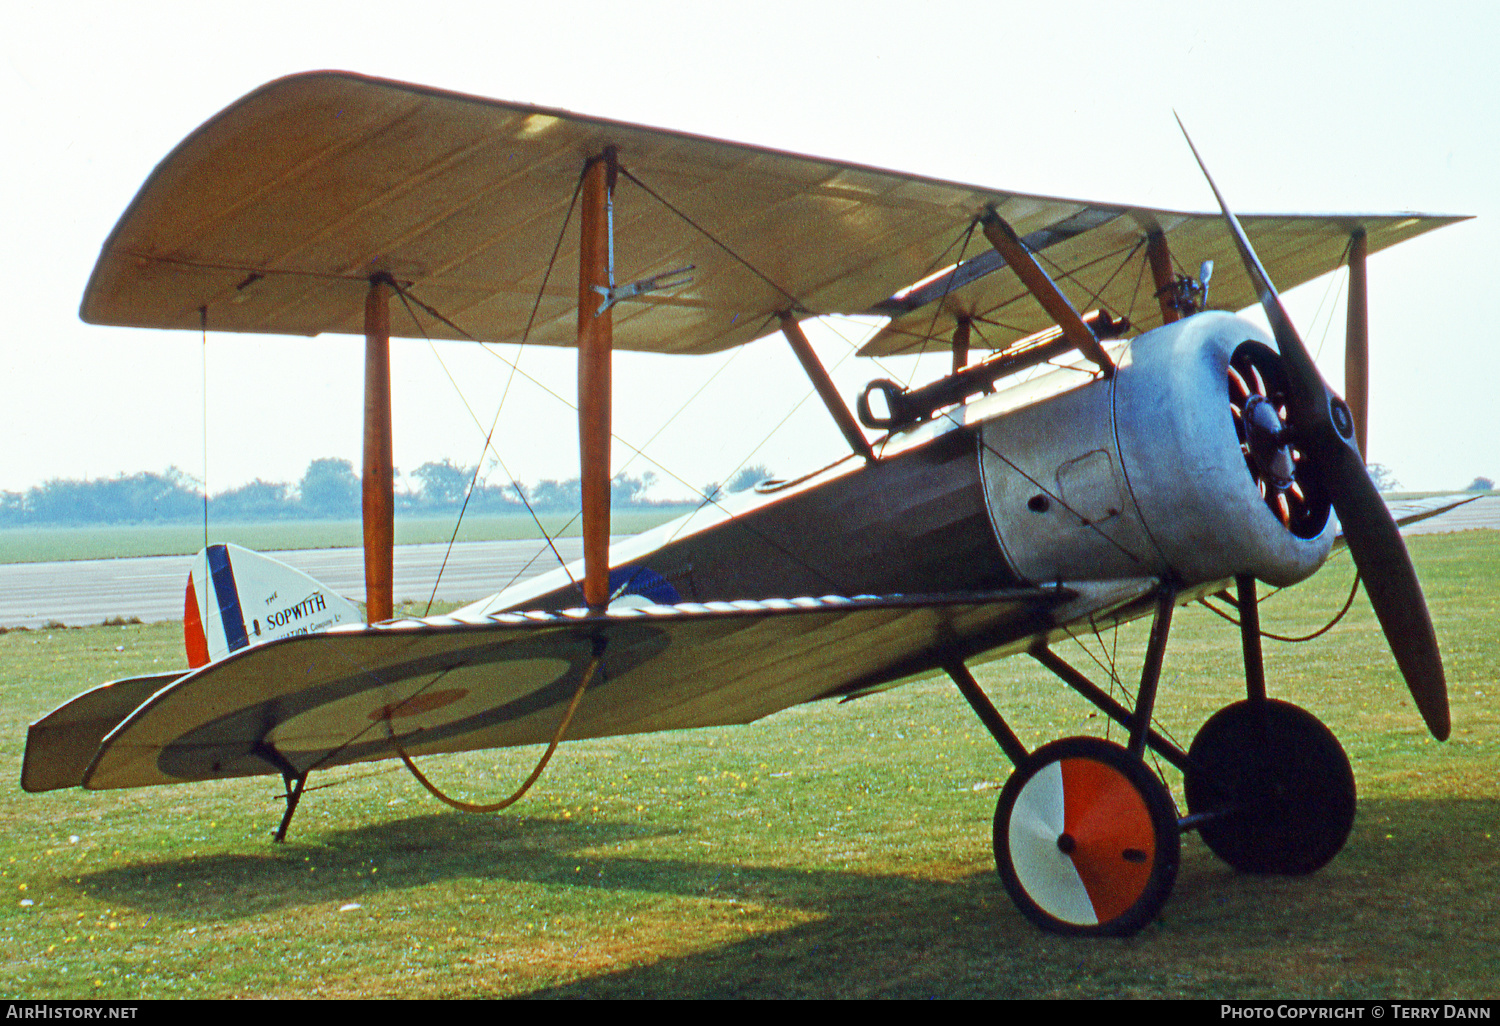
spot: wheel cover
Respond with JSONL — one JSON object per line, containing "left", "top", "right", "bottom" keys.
{"left": 1186, "top": 699, "right": 1355, "bottom": 875}
{"left": 996, "top": 737, "right": 1179, "bottom": 935}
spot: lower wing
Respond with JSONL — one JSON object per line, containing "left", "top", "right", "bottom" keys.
{"left": 28, "top": 587, "right": 1113, "bottom": 793}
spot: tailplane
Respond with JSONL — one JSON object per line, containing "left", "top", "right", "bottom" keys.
{"left": 184, "top": 543, "right": 362, "bottom": 667}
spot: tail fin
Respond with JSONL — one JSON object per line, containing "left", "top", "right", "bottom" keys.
{"left": 184, "top": 543, "right": 363, "bottom": 667}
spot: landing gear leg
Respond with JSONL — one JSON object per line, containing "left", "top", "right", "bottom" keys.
{"left": 945, "top": 660, "right": 1028, "bottom": 768}
{"left": 1184, "top": 575, "right": 1356, "bottom": 873}
{"left": 990, "top": 586, "right": 1183, "bottom": 935}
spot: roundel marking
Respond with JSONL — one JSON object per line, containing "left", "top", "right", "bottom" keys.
{"left": 369, "top": 687, "right": 471, "bottom": 722}
{"left": 264, "top": 658, "right": 569, "bottom": 751}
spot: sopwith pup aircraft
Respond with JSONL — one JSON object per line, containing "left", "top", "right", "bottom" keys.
{"left": 23, "top": 72, "right": 1469, "bottom": 935}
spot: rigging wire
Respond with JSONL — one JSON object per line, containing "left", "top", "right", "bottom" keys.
{"left": 388, "top": 161, "right": 587, "bottom": 612}
{"left": 679, "top": 319, "right": 876, "bottom": 527}
{"left": 1308, "top": 238, "right": 1354, "bottom": 362}
{"left": 942, "top": 398, "right": 1153, "bottom": 569}
{"left": 400, "top": 311, "right": 581, "bottom": 607}
{"left": 868, "top": 228, "right": 1144, "bottom": 381}
{"left": 199, "top": 306, "right": 209, "bottom": 550}
{"left": 1198, "top": 567, "right": 1363, "bottom": 643}
{"left": 616, "top": 167, "right": 805, "bottom": 311}
{"left": 782, "top": 288, "right": 1152, "bottom": 570}
{"left": 1062, "top": 612, "right": 1186, "bottom": 777}
{"left": 392, "top": 288, "right": 849, "bottom": 594}
{"left": 903, "top": 219, "right": 981, "bottom": 389}
{"left": 1040, "top": 236, "right": 1149, "bottom": 322}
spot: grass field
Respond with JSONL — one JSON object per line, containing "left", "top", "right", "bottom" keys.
{"left": 1, "top": 531, "right": 1496, "bottom": 998}
{"left": 0, "top": 510, "right": 696, "bottom": 564}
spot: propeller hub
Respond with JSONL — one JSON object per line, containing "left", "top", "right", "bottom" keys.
{"left": 1330, "top": 398, "right": 1355, "bottom": 440}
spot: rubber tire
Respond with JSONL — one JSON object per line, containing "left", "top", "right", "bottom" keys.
{"left": 1184, "top": 699, "right": 1356, "bottom": 875}
{"left": 994, "top": 736, "right": 1180, "bottom": 937}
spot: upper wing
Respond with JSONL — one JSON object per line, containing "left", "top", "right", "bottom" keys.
{"left": 64, "top": 588, "right": 1097, "bottom": 792}
{"left": 81, "top": 71, "right": 1465, "bottom": 356}
{"left": 857, "top": 209, "right": 1461, "bottom": 357}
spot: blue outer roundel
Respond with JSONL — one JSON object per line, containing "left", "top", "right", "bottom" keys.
{"left": 608, "top": 566, "right": 680, "bottom": 605}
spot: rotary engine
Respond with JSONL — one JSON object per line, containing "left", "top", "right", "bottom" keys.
{"left": 977, "top": 311, "right": 1335, "bottom": 588}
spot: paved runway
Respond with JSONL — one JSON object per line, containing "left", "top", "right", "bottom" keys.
{"left": 1, "top": 497, "right": 1495, "bottom": 628}
{"left": 1388, "top": 494, "right": 1500, "bottom": 535}
{"left": 0, "top": 536, "right": 589, "bottom": 628}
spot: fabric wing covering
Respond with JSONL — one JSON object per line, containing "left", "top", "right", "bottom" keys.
{"left": 28, "top": 589, "right": 1071, "bottom": 792}
{"left": 80, "top": 71, "right": 1463, "bottom": 356}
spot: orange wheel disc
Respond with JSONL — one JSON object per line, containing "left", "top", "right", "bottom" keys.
{"left": 994, "top": 737, "right": 1179, "bottom": 936}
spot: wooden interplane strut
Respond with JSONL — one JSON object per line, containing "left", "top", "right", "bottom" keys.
{"left": 1345, "top": 229, "right": 1369, "bottom": 459}
{"left": 951, "top": 316, "right": 972, "bottom": 375}
{"left": 778, "top": 313, "right": 875, "bottom": 463}
{"left": 577, "top": 151, "right": 616, "bottom": 610}
{"left": 1146, "top": 231, "right": 1181, "bottom": 325}
{"left": 362, "top": 276, "right": 394, "bottom": 624}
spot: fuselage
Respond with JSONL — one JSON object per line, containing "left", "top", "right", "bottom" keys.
{"left": 460, "top": 311, "right": 1334, "bottom": 617}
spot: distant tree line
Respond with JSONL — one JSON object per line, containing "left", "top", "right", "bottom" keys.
{"left": 0, "top": 459, "right": 774, "bottom": 526}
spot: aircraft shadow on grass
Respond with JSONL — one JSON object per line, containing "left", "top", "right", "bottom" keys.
{"left": 65, "top": 796, "right": 1494, "bottom": 995}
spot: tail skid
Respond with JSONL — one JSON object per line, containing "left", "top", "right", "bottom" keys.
{"left": 185, "top": 543, "right": 362, "bottom": 667}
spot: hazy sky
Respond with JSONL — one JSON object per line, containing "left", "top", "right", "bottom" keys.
{"left": 3, "top": 0, "right": 1495, "bottom": 500}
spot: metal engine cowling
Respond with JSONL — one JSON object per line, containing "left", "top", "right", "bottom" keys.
{"left": 977, "top": 311, "right": 1334, "bottom": 588}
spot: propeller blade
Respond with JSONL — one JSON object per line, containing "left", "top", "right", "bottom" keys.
{"left": 1317, "top": 438, "right": 1450, "bottom": 739}
{"left": 1175, "top": 116, "right": 1450, "bottom": 739}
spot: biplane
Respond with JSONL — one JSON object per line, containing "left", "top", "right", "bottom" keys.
{"left": 22, "top": 72, "right": 1467, "bottom": 937}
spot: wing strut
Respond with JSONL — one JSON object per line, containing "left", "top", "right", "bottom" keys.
{"left": 945, "top": 659, "right": 1028, "bottom": 768}
{"left": 979, "top": 208, "right": 1114, "bottom": 377}
{"left": 779, "top": 312, "right": 875, "bottom": 462}
{"left": 1345, "top": 228, "right": 1369, "bottom": 458}
{"left": 363, "top": 275, "right": 395, "bottom": 623}
{"left": 578, "top": 150, "right": 616, "bottom": 610}
{"left": 951, "top": 315, "right": 972, "bottom": 374}
{"left": 1146, "top": 231, "right": 1182, "bottom": 325}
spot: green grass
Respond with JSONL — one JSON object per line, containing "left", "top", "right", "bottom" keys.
{"left": 1, "top": 530, "right": 1497, "bottom": 998}
{"left": 0, "top": 510, "right": 695, "bottom": 564}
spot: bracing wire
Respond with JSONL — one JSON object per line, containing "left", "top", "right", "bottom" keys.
{"left": 401, "top": 315, "right": 582, "bottom": 608}
{"left": 199, "top": 306, "right": 210, "bottom": 550}
{"left": 395, "top": 292, "right": 849, "bottom": 592}
{"left": 616, "top": 166, "right": 805, "bottom": 311}
{"left": 389, "top": 161, "right": 587, "bottom": 612}
{"left": 1198, "top": 567, "right": 1363, "bottom": 643}
{"left": 1309, "top": 237, "right": 1355, "bottom": 363}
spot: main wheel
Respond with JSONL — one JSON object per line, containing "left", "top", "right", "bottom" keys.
{"left": 994, "top": 736, "right": 1180, "bottom": 936}
{"left": 1184, "top": 699, "right": 1355, "bottom": 875}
